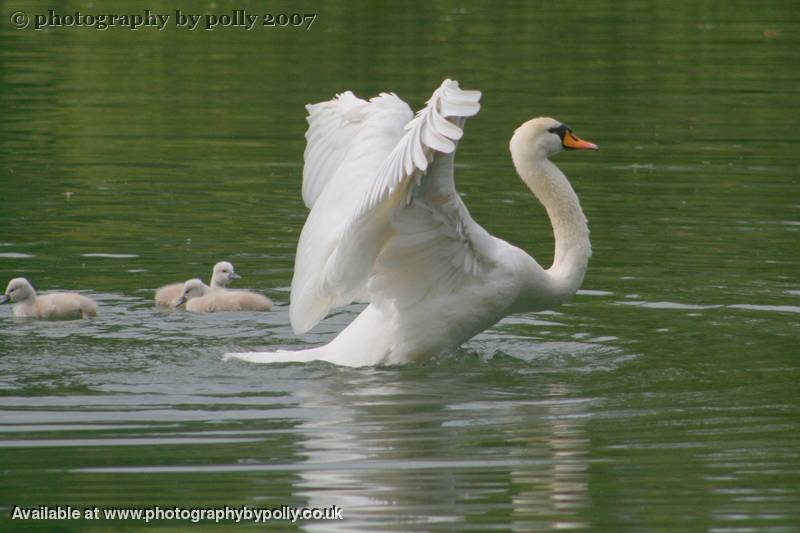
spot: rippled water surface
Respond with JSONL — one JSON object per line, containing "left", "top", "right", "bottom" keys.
{"left": 1, "top": 1, "right": 799, "bottom": 531}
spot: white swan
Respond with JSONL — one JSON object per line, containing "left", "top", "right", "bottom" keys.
{"left": 225, "top": 79, "right": 597, "bottom": 367}
{"left": 154, "top": 261, "right": 240, "bottom": 307}
{"left": 172, "top": 277, "right": 272, "bottom": 313}
{"left": 1, "top": 277, "right": 97, "bottom": 319}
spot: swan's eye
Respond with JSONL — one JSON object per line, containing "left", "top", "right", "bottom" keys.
{"left": 547, "top": 124, "right": 569, "bottom": 140}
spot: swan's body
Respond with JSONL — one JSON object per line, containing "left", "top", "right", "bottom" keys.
{"left": 225, "top": 79, "right": 597, "bottom": 367}
{"left": 1, "top": 277, "right": 97, "bottom": 319}
{"left": 155, "top": 261, "right": 240, "bottom": 307}
{"left": 174, "top": 278, "right": 272, "bottom": 313}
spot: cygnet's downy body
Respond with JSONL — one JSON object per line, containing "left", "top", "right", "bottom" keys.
{"left": 174, "top": 278, "right": 272, "bottom": 313}
{"left": 154, "top": 261, "right": 240, "bottom": 307}
{"left": 185, "top": 289, "right": 273, "bottom": 313}
{"left": 1, "top": 278, "right": 97, "bottom": 319}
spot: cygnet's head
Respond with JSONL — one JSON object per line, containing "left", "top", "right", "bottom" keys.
{"left": 175, "top": 278, "right": 209, "bottom": 307}
{"left": 1, "top": 277, "right": 36, "bottom": 304}
{"left": 511, "top": 117, "right": 598, "bottom": 158}
{"left": 211, "top": 261, "right": 240, "bottom": 288}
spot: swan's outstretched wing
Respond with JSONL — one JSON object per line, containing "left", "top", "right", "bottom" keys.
{"left": 302, "top": 91, "right": 368, "bottom": 208}
{"left": 291, "top": 91, "right": 413, "bottom": 332}
{"left": 344, "top": 80, "right": 497, "bottom": 312}
{"left": 292, "top": 79, "right": 495, "bottom": 333}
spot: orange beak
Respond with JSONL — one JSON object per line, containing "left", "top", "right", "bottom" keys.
{"left": 563, "top": 130, "right": 598, "bottom": 151}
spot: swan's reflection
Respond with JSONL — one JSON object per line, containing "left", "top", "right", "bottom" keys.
{"left": 285, "top": 367, "right": 591, "bottom": 531}
{"left": 509, "top": 382, "right": 591, "bottom": 531}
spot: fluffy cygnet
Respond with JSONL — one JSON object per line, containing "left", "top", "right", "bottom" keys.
{"left": 185, "top": 289, "right": 273, "bottom": 313}
{"left": 155, "top": 261, "right": 240, "bottom": 307}
{"left": 1, "top": 277, "right": 97, "bottom": 319}
{"left": 174, "top": 278, "right": 211, "bottom": 307}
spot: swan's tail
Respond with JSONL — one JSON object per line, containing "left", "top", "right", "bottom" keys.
{"left": 223, "top": 347, "right": 330, "bottom": 365}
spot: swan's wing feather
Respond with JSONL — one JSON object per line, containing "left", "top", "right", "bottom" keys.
{"left": 327, "top": 79, "right": 494, "bottom": 311}
{"left": 290, "top": 92, "right": 413, "bottom": 333}
{"left": 360, "top": 80, "right": 482, "bottom": 214}
{"left": 302, "top": 91, "right": 370, "bottom": 208}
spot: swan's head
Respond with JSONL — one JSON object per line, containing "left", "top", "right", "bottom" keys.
{"left": 212, "top": 261, "right": 240, "bottom": 287}
{"left": 1, "top": 277, "right": 36, "bottom": 304}
{"left": 511, "top": 117, "right": 598, "bottom": 159}
{"left": 175, "top": 278, "right": 209, "bottom": 307}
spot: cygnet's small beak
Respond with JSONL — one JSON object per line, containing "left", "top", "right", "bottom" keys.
{"left": 563, "top": 130, "right": 599, "bottom": 151}
{"left": 175, "top": 296, "right": 187, "bottom": 307}
{"left": 230, "top": 272, "right": 241, "bottom": 280}
{"left": 0, "top": 294, "right": 9, "bottom": 304}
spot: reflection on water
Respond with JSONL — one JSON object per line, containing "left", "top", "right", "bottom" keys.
{"left": 255, "top": 371, "right": 593, "bottom": 531}
{"left": 2, "top": 0, "right": 800, "bottom": 530}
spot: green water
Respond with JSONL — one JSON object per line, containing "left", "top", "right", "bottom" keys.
{"left": 1, "top": 1, "right": 799, "bottom": 531}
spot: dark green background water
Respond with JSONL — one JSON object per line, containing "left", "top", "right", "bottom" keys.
{"left": 1, "top": 1, "right": 798, "bottom": 531}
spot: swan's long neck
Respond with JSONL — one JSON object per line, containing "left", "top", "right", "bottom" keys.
{"left": 512, "top": 148, "right": 591, "bottom": 304}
